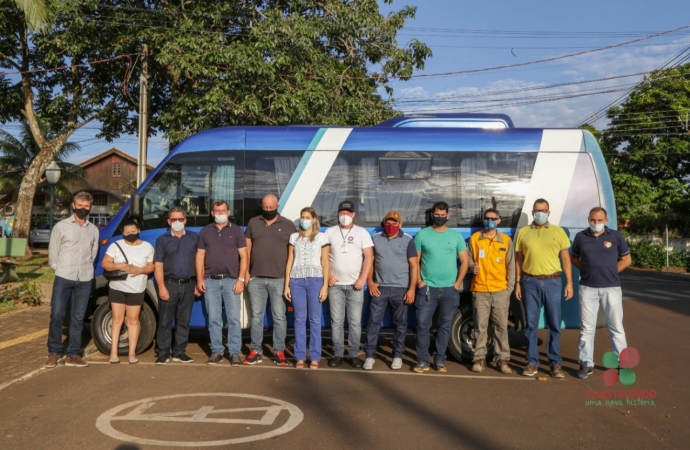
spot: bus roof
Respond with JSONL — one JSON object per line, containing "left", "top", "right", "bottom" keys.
{"left": 376, "top": 113, "right": 514, "bottom": 129}
{"left": 172, "top": 126, "right": 561, "bottom": 154}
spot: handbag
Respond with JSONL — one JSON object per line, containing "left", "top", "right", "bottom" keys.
{"left": 103, "top": 242, "right": 130, "bottom": 281}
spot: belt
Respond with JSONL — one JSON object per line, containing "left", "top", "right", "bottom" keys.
{"left": 207, "top": 274, "right": 232, "bottom": 280}
{"left": 165, "top": 277, "right": 195, "bottom": 285}
{"left": 524, "top": 272, "right": 561, "bottom": 280}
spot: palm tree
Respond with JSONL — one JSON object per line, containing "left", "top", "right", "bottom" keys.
{"left": 13, "top": 0, "right": 53, "bottom": 30}
{"left": 0, "top": 119, "right": 87, "bottom": 204}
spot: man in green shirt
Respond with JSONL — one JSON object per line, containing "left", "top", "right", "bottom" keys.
{"left": 413, "top": 201, "right": 469, "bottom": 373}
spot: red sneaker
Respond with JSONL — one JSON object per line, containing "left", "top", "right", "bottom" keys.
{"left": 274, "top": 351, "right": 288, "bottom": 367}
{"left": 243, "top": 350, "right": 262, "bottom": 365}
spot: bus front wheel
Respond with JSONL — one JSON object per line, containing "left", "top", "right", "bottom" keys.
{"left": 449, "top": 306, "right": 495, "bottom": 362}
{"left": 90, "top": 301, "right": 156, "bottom": 356}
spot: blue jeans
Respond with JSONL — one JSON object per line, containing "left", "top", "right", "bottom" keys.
{"left": 415, "top": 286, "right": 459, "bottom": 365}
{"left": 47, "top": 276, "right": 91, "bottom": 357}
{"left": 204, "top": 278, "right": 242, "bottom": 355}
{"left": 578, "top": 285, "right": 627, "bottom": 368}
{"left": 365, "top": 287, "right": 409, "bottom": 359}
{"left": 247, "top": 277, "right": 287, "bottom": 353}
{"left": 523, "top": 275, "right": 562, "bottom": 366}
{"left": 291, "top": 277, "right": 323, "bottom": 361}
{"left": 328, "top": 285, "right": 364, "bottom": 358}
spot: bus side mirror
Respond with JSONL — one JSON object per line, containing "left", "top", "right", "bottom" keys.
{"left": 129, "top": 193, "right": 142, "bottom": 219}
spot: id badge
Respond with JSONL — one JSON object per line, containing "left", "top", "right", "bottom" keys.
{"left": 341, "top": 244, "right": 348, "bottom": 253}
{"left": 478, "top": 249, "right": 485, "bottom": 259}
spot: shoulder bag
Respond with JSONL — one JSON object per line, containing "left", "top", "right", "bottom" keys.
{"left": 103, "top": 242, "right": 130, "bottom": 281}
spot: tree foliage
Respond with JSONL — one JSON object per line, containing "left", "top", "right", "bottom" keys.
{"left": 600, "top": 63, "right": 690, "bottom": 235}
{"left": 0, "top": 0, "right": 430, "bottom": 242}
{"left": 0, "top": 119, "right": 86, "bottom": 201}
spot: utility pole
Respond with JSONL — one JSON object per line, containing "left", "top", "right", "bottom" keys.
{"left": 136, "top": 44, "right": 149, "bottom": 188}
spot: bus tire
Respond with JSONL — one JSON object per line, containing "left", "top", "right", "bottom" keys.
{"left": 449, "top": 306, "right": 494, "bottom": 362}
{"left": 90, "top": 301, "right": 156, "bottom": 356}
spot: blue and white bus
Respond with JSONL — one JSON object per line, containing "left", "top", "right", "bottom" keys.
{"left": 89, "top": 113, "right": 615, "bottom": 360}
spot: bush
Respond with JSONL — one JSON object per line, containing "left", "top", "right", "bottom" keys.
{"left": 0, "top": 280, "right": 43, "bottom": 307}
{"left": 627, "top": 239, "right": 690, "bottom": 271}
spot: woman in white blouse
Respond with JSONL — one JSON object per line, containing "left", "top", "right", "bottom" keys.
{"left": 101, "top": 219, "right": 155, "bottom": 364}
{"left": 284, "top": 207, "right": 330, "bottom": 369}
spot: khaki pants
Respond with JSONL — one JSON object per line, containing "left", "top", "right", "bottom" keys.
{"left": 472, "top": 290, "right": 511, "bottom": 362}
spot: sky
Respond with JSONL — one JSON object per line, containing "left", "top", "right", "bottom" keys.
{"left": 5, "top": 0, "right": 690, "bottom": 167}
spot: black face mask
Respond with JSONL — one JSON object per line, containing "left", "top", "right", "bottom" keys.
{"left": 124, "top": 233, "right": 140, "bottom": 243}
{"left": 432, "top": 216, "right": 449, "bottom": 227}
{"left": 262, "top": 209, "right": 278, "bottom": 220}
{"left": 74, "top": 208, "right": 90, "bottom": 219}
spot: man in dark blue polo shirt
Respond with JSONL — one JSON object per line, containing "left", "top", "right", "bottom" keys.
{"left": 364, "top": 211, "right": 418, "bottom": 371}
{"left": 153, "top": 207, "right": 199, "bottom": 365}
{"left": 570, "top": 207, "right": 631, "bottom": 379}
{"left": 196, "top": 200, "right": 248, "bottom": 366}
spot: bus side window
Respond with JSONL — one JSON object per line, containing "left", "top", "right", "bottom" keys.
{"left": 458, "top": 152, "right": 537, "bottom": 228}
{"left": 355, "top": 151, "right": 454, "bottom": 226}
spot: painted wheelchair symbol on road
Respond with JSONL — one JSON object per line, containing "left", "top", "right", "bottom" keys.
{"left": 96, "top": 393, "right": 303, "bottom": 447}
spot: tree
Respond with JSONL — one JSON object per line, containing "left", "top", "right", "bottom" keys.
{"left": 12, "top": 0, "right": 52, "bottom": 30}
{"left": 0, "top": 119, "right": 87, "bottom": 203}
{"left": 0, "top": 0, "right": 430, "bottom": 248}
{"left": 601, "top": 63, "right": 690, "bottom": 234}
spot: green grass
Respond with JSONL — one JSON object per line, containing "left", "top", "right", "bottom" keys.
{"left": 0, "top": 301, "right": 24, "bottom": 315}
{"left": 15, "top": 254, "right": 55, "bottom": 283}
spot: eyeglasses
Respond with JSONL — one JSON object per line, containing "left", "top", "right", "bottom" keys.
{"left": 484, "top": 217, "right": 499, "bottom": 221}
{"left": 169, "top": 218, "right": 185, "bottom": 222}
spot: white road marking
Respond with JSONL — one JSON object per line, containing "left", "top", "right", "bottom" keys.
{"left": 624, "top": 290, "right": 676, "bottom": 301}
{"left": 645, "top": 290, "right": 689, "bottom": 298}
{"left": 86, "top": 360, "right": 535, "bottom": 381}
{"left": 96, "top": 393, "right": 303, "bottom": 447}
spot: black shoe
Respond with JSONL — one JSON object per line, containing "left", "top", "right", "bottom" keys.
{"left": 230, "top": 354, "right": 242, "bottom": 367}
{"left": 206, "top": 352, "right": 223, "bottom": 365}
{"left": 577, "top": 364, "right": 593, "bottom": 379}
{"left": 328, "top": 356, "right": 343, "bottom": 368}
{"left": 156, "top": 355, "right": 170, "bottom": 365}
{"left": 349, "top": 357, "right": 362, "bottom": 369}
{"left": 173, "top": 353, "right": 194, "bottom": 364}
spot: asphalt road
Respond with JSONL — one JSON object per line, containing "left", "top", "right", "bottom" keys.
{"left": 0, "top": 268, "right": 687, "bottom": 449}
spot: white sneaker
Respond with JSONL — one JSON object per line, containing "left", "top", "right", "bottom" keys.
{"left": 363, "top": 358, "right": 375, "bottom": 370}
{"left": 391, "top": 357, "right": 403, "bottom": 370}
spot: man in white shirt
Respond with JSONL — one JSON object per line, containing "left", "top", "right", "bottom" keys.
{"left": 325, "top": 200, "right": 374, "bottom": 368}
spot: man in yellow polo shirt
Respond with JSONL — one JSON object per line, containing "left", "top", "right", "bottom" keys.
{"left": 515, "top": 198, "right": 573, "bottom": 378}
{"left": 467, "top": 208, "right": 515, "bottom": 374}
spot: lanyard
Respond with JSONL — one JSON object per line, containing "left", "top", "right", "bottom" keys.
{"left": 339, "top": 226, "right": 353, "bottom": 244}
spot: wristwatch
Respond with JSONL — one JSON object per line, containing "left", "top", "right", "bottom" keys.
{"left": 238, "top": 277, "right": 245, "bottom": 282}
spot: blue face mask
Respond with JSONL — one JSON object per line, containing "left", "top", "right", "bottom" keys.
{"left": 534, "top": 212, "right": 548, "bottom": 225}
{"left": 484, "top": 219, "right": 498, "bottom": 231}
{"left": 589, "top": 222, "right": 605, "bottom": 233}
{"left": 299, "top": 219, "right": 312, "bottom": 231}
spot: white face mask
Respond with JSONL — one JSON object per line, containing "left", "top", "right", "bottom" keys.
{"left": 214, "top": 214, "right": 228, "bottom": 224}
{"left": 339, "top": 215, "right": 353, "bottom": 227}
{"left": 589, "top": 222, "right": 605, "bottom": 233}
{"left": 533, "top": 212, "right": 549, "bottom": 225}
{"left": 171, "top": 221, "right": 185, "bottom": 233}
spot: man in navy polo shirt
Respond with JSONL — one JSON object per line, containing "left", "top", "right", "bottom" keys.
{"left": 570, "top": 207, "right": 631, "bottom": 379}
{"left": 196, "top": 200, "right": 248, "bottom": 366}
{"left": 363, "top": 210, "right": 418, "bottom": 371}
{"left": 153, "top": 207, "right": 199, "bottom": 365}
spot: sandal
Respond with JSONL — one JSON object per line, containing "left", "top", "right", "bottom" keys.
{"left": 109, "top": 357, "right": 120, "bottom": 364}
{"left": 128, "top": 357, "right": 139, "bottom": 364}
{"left": 295, "top": 360, "right": 306, "bottom": 369}
{"left": 310, "top": 361, "right": 319, "bottom": 370}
